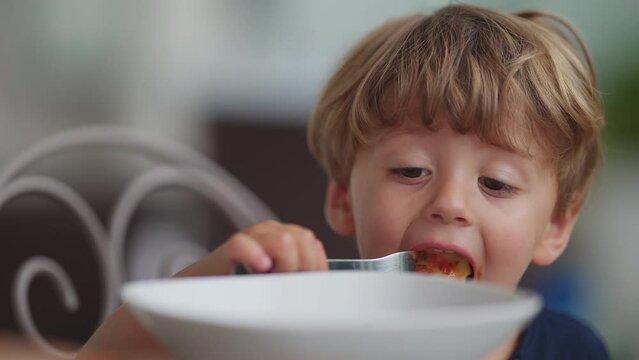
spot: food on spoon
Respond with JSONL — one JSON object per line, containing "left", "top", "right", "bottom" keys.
{"left": 411, "top": 249, "right": 474, "bottom": 280}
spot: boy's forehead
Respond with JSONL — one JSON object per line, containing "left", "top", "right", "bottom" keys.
{"left": 360, "top": 87, "right": 559, "bottom": 171}
{"left": 375, "top": 106, "right": 551, "bottom": 165}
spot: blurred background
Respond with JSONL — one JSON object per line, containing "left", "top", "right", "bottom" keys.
{"left": 0, "top": 0, "right": 637, "bottom": 359}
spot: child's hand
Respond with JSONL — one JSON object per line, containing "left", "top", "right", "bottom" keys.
{"left": 176, "top": 220, "right": 329, "bottom": 277}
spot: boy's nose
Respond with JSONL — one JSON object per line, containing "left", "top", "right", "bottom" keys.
{"left": 423, "top": 179, "right": 472, "bottom": 226}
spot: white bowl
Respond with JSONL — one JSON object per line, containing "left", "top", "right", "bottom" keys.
{"left": 122, "top": 272, "right": 541, "bottom": 360}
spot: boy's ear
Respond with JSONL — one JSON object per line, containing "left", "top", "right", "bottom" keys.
{"left": 532, "top": 201, "right": 582, "bottom": 266}
{"left": 324, "top": 179, "right": 356, "bottom": 237}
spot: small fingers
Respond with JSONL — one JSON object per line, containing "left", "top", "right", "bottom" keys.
{"left": 292, "top": 227, "right": 327, "bottom": 271}
{"left": 313, "top": 240, "right": 329, "bottom": 271}
{"left": 225, "top": 232, "right": 273, "bottom": 273}
{"left": 245, "top": 222, "right": 328, "bottom": 273}
{"left": 174, "top": 231, "right": 271, "bottom": 277}
{"left": 174, "top": 221, "right": 327, "bottom": 277}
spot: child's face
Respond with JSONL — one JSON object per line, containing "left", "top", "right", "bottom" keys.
{"left": 326, "top": 116, "right": 580, "bottom": 287}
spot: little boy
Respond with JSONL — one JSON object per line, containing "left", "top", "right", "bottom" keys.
{"left": 80, "top": 5, "right": 609, "bottom": 359}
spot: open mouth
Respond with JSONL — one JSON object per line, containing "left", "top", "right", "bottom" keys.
{"left": 411, "top": 249, "right": 475, "bottom": 280}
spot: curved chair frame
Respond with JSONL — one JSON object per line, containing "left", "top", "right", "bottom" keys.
{"left": 0, "top": 126, "right": 277, "bottom": 358}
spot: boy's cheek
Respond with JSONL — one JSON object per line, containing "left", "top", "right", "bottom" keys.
{"left": 355, "top": 210, "right": 408, "bottom": 258}
{"left": 479, "top": 234, "right": 532, "bottom": 286}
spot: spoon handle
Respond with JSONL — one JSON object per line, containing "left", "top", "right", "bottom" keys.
{"left": 234, "top": 251, "right": 416, "bottom": 274}
{"left": 328, "top": 251, "right": 416, "bottom": 272}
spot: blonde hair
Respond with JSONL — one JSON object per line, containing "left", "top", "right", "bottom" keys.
{"left": 307, "top": 5, "right": 604, "bottom": 214}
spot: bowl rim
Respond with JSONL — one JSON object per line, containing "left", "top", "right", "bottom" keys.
{"left": 122, "top": 272, "right": 542, "bottom": 333}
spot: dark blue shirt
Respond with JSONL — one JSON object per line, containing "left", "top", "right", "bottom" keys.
{"left": 510, "top": 308, "right": 610, "bottom": 359}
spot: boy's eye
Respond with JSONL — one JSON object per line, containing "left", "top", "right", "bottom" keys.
{"left": 479, "top": 177, "right": 515, "bottom": 194}
{"left": 391, "top": 167, "right": 430, "bottom": 179}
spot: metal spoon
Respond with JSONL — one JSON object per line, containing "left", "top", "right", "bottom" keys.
{"left": 327, "top": 251, "right": 416, "bottom": 271}
{"left": 234, "top": 251, "right": 416, "bottom": 274}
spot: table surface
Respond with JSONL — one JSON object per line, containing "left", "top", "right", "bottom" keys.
{"left": 0, "top": 331, "right": 80, "bottom": 360}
